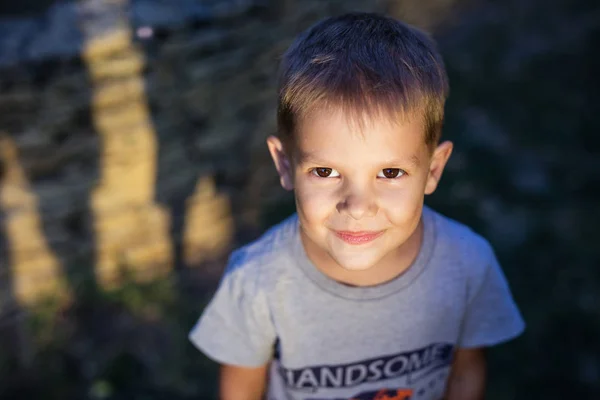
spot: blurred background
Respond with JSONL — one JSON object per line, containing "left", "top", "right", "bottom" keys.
{"left": 0, "top": 0, "right": 598, "bottom": 399}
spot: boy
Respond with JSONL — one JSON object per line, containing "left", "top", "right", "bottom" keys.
{"left": 189, "top": 12, "right": 524, "bottom": 400}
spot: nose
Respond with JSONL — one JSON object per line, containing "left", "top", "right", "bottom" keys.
{"left": 336, "top": 183, "right": 378, "bottom": 220}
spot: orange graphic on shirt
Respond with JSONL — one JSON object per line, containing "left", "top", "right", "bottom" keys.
{"left": 349, "top": 388, "right": 413, "bottom": 400}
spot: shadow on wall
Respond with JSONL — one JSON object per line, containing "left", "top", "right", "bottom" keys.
{"left": 0, "top": 0, "right": 69, "bottom": 17}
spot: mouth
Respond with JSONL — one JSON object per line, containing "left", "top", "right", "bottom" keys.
{"left": 334, "top": 230, "right": 384, "bottom": 245}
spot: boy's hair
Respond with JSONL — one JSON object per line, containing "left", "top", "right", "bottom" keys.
{"left": 277, "top": 13, "right": 449, "bottom": 151}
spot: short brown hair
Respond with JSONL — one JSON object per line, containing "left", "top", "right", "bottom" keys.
{"left": 277, "top": 13, "right": 449, "bottom": 150}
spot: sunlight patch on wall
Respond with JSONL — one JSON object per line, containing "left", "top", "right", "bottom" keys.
{"left": 0, "top": 135, "right": 69, "bottom": 306}
{"left": 81, "top": 0, "right": 173, "bottom": 288}
{"left": 183, "top": 176, "right": 233, "bottom": 266}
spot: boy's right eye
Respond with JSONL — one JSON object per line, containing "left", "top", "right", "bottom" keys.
{"left": 312, "top": 167, "right": 340, "bottom": 178}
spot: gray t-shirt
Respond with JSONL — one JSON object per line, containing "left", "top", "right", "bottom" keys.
{"left": 189, "top": 206, "right": 525, "bottom": 400}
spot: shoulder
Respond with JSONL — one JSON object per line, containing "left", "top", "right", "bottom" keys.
{"left": 427, "top": 207, "right": 497, "bottom": 288}
{"left": 221, "top": 213, "right": 299, "bottom": 293}
{"left": 429, "top": 207, "right": 495, "bottom": 262}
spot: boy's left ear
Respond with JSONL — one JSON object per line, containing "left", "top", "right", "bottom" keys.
{"left": 425, "top": 141, "right": 453, "bottom": 195}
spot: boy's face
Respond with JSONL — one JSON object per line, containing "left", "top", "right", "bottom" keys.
{"left": 267, "top": 108, "right": 452, "bottom": 272}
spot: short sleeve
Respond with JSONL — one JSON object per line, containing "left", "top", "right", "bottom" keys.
{"left": 458, "top": 251, "right": 525, "bottom": 348}
{"left": 188, "top": 253, "right": 276, "bottom": 367}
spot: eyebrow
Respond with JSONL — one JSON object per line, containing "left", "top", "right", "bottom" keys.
{"left": 385, "top": 155, "right": 421, "bottom": 168}
{"left": 297, "top": 152, "right": 421, "bottom": 168}
{"left": 296, "top": 152, "right": 331, "bottom": 166}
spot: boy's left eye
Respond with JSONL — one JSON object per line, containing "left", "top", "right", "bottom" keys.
{"left": 377, "top": 168, "right": 405, "bottom": 179}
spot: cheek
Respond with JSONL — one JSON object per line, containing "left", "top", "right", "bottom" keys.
{"left": 294, "top": 179, "right": 338, "bottom": 221}
{"left": 378, "top": 183, "right": 425, "bottom": 224}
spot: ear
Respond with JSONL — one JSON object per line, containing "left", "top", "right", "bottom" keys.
{"left": 424, "top": 140, "right": 453, "bottom": 195}
{"left": 266, "top": 135, "right": 294, "bottom": 191}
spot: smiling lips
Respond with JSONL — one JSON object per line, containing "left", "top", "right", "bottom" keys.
{"left": 334, "top": 230, "right": 384, "bottom": 245}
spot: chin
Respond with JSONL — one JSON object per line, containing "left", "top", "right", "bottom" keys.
{"left": 332, "top": 254, "right": 381, "bottom": 272}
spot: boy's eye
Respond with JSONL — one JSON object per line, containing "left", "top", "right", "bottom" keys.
{"left": 377, "top": 168, "right": 405, "bottom": 179}
{"left": 312, "top": 167, "right": 340, "bottom": 178}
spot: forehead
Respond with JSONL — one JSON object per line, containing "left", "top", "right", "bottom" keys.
{"left": 293, "top": 108, "right": 428, "bottom": 166}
